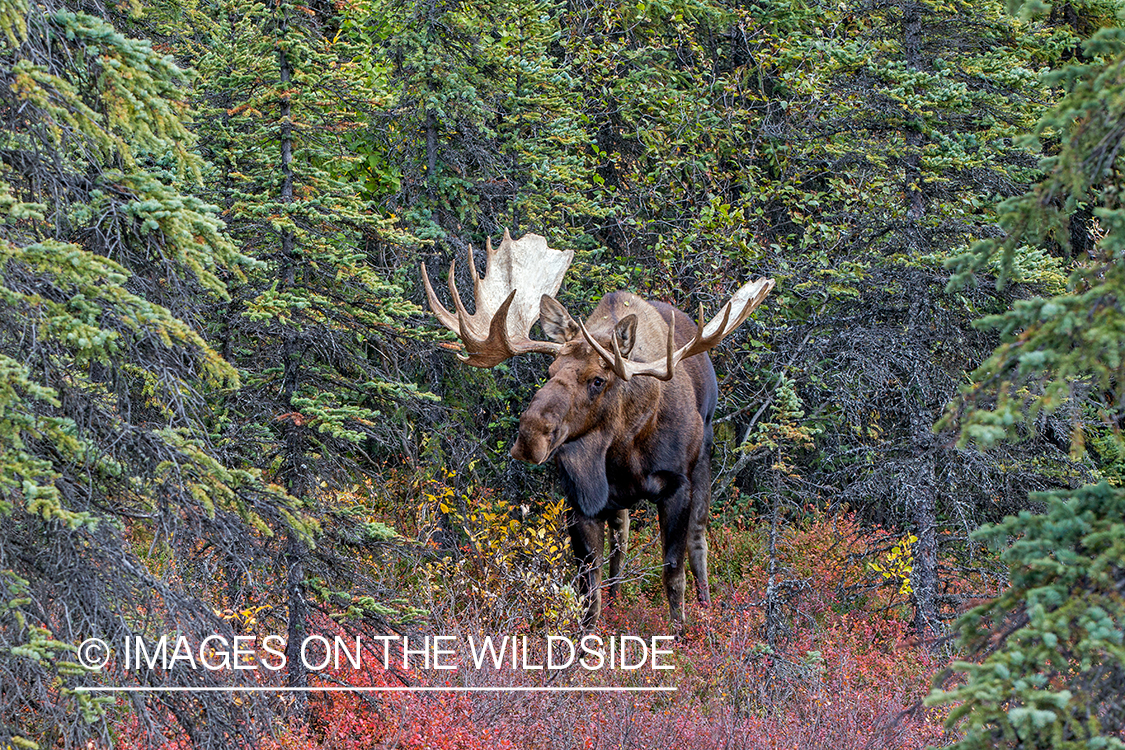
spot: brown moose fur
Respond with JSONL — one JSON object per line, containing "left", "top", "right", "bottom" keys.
{"left": 511, "top": 291, "right": 715, "bottom": 628}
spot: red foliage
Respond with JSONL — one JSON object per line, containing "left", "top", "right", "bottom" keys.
{"left": 112, "top": 509, "right": 955, "bottom": 750}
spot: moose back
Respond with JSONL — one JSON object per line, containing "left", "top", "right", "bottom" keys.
{"left": 421, "top": 231, "right": 773, "bottom": 628}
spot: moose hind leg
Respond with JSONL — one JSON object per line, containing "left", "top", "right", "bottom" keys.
{"left": 688, "top": 458, "right": 712, "bottom": 606}
{"left": 569, "top": 512, "right": 606, "bottom": 630}
{"left": 657, "top": 486, "right": 691, "bottom": 627}
{"left": 606, "top": 509, "right": 630, "bottom": 601}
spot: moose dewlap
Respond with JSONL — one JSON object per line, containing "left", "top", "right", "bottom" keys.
{"left": 421, "top": 231, "right": 774, "bottom": 628}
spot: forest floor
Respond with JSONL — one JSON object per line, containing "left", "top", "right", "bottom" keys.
{"left": 119, "top": 499, "right": 966, "bottom": 749}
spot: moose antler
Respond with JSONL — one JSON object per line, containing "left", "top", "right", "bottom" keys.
{"left": 420, "top": 230, "right": 574, "bottom": 367}
{"left": 577, "top": 277, "right": 775, "bottom": 381}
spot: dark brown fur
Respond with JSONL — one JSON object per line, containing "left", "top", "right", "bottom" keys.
{"left": 510, "top": 292, "right": 715, "bottom": 628}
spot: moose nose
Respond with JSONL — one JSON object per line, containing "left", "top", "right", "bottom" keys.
{"left": 510, "top": 435, "right": 543, "bottom": 464}
{"left": 511, "top": 414, "right": 559, "bottom": 465}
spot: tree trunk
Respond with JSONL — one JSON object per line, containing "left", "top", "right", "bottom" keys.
{"left": 276, "top": 1, "right": 308, "bottom": 711}
{"left": 905, "top": 286, "right": 941, "bottom": 646}
{"left": 907, "top": 446, "right": 940, "bottom": 644}
{"left": 902, "top": 1, "right": 925, "bottom": 235}
{"left": 764, "top": 466, "right": 783, "bottom": 648}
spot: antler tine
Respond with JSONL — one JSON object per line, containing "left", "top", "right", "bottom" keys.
{"left": 467, "top": 242, "right": 493, "bottom": 327}
{"left": 420, "top": 261, "right": 459, "bottom": 333}
{"left": 488, "top": 289, "right": 518, "bottom": 348}
{"left": 468, "top": 241, "right": 482, "bottom": 286}
{"left": 653, "top": 300, "right": 730, "bottom": 371}
{"left": 446, "top": 258, "right": 480, "bottom": 345}
{"left": 712, "top": 278, "right": 774, "bottom": 338}
{"left": 609, "top": 333, "right": 627, "bottom": 378}
{"left": 579, "top": 307, "right": 681, "bottom": 382}
{"left": 577, "top": 317, "right": 627, "bottom": 378}
{"left": 688, "top": 298, "right": 732, "bottom": 353}
{"left": 663, "top": 313, "right": 677, "bottom": 380}
{"left": 704, "top": 300, "right": 728, "bottom": 340}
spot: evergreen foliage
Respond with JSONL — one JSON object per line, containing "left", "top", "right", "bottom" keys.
{"left": 658, "top": 0, "right": 1080, "bottom": 638}
{"left": 0, "top": 0, "right": 303, "bottom": 745}
{"left": 361, "top": 0, "right": 602, "bottom": 240}
{"left": 944, "top": 8, "right": 1125, "bottom": 456}
{"left": 928, "top": 482, "right": 1125, "bottom": 749}
{"left": 188, "top": 0, "right": 432, "bottom": 702}
{"left": 929, "top": 1, "right": 1125, "bottom": 746}
{"left": 192, "top": 0, "right": 428, "bottom": 490}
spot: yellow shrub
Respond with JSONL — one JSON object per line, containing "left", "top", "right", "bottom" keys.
{"left": 419, "top": 469, "right": 582, "bottom": 633}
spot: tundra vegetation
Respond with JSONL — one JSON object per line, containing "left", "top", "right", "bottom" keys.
{"left": 0, "top": 0, "right": 1122, "bottom": 747}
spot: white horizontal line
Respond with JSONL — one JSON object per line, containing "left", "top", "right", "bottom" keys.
{"left": 75, "top": 686, "right": 677, "bottom": 693}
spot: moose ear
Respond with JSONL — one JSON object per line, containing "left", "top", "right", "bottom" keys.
{"left": 614, "top": 314, "right": 637, "bottom": 358}
{"left": 540, "top": 295, "right": 580, "bottom": 343}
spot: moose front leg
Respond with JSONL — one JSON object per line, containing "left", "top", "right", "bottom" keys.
{"left": 568, "top": 512, "right": 605, "bottom": 630}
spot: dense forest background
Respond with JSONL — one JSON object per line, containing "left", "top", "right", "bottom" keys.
{"left": 1, "top": 0, "right": 1123, "bottom": 746}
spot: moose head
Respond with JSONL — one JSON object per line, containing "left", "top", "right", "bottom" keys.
{"left": 422, "top": 231, "right": 773, "bottom": 628}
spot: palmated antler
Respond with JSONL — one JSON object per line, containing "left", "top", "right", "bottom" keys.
{"left": 577, "top": 277, "right": 775, "bottom": 381}
{"left": 420, "top": 230, "right": 575, "bottom": 367}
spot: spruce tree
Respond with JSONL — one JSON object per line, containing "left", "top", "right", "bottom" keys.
{"left": 366, "top": 0, "right": 600, "bottom": 241}
{"left": 190, "top": 0, "right": 430, "bottom": 703}
{"left": 0, "top": 0, "right": 306, "bottom": 745}
{"left": 928, "top": 484, "right": 1125, "bottom": 749}
{"left": 929, "top": 3, "right": 1125, "bottom": 746}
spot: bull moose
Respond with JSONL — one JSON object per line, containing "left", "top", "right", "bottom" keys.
{"left": 421, "top": 231, "right": 773, "bottom": 628}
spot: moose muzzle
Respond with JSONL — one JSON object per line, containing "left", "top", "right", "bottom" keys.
{"left": 510, "top": 386, "right": 570, "bottom": 465}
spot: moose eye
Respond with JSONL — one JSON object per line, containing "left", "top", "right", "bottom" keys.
{"left": 590, "top": 376, "right": 606, "bottom": 391}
